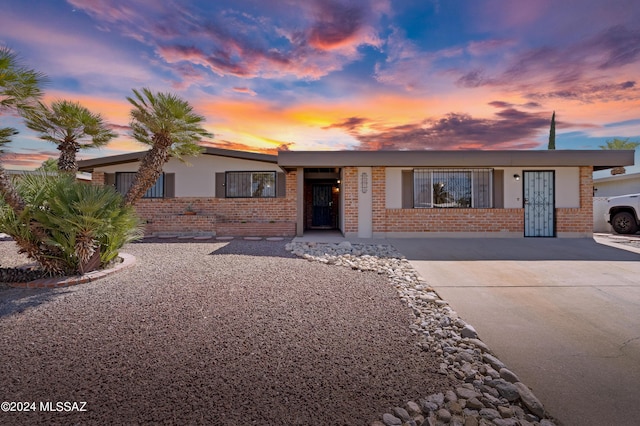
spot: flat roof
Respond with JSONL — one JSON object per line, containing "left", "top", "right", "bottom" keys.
{"left": 278, "top": 150, "right": 635, "bottom": 171}
{"left": 78, "top": 147, "right": 277, "bottom": 171}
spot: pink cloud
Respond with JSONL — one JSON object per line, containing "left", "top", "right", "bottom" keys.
{"left": 0, "top": 151, "right": 59, "bottom": 170}
{"left": 69, "top": 0, "right": 387, "bottom": 82}
{"left": 232, "top": 87, "right": 257, "bottom": 96}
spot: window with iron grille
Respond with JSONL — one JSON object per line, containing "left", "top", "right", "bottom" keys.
{"left": 115, "top": 172, "right": 165, "bottom": 198}
{"left": 225, "top": 171, "right": 276, "bottom": 198}
{"left": 413, "top": 169, "right": 492, "bottom": 208}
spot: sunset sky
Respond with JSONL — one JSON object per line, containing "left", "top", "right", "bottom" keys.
{"left": 1, "top": 0, "right": 640, "bottom": 169}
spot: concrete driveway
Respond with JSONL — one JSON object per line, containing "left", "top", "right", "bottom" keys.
{"left": 389, "top": 236, "right": 640, "bottom": 426}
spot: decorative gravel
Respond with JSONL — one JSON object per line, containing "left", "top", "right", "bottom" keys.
{"left": 0, "top": 239, "right": 457, "bottom": 425}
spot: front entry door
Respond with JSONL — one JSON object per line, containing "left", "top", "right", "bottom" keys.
{"left": 312, "top": 184, "right": 333, "bottom": 227}
{"left": 524, "top": 171, "right": 555, "bottom": 237}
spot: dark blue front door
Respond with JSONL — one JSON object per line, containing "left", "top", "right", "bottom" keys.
{"left": 312, "top": 184, "right": 333, "bottom": 227}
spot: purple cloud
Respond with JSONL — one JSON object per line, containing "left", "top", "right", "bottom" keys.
{"left": 454, "top": 25, "right": 640, "bottom": 104}
{"left": 326, "top": 108, "right": 554, "bottom": 150}
{"left": 69, "top": 0, "right": 386, "bottom": 83}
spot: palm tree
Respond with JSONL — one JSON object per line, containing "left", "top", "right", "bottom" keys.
{"left": 123, "top": 88, "right": 212, "bottom": 206}
{"left": 0, "top": 46, "right": 46, "bottom": 213}
{"left": 23, "top": 100, "right": 116, "bottom": 173}
{"left": 0, "top": 46, "right": 45, "bottom": 111}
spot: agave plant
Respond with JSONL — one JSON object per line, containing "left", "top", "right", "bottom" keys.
{"left": 0, "top": 173, "right": 143, "bottom": 275}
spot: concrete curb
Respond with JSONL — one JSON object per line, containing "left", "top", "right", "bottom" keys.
{"left": 594, "top": 233, "right": 640, "bottom": 255}
{"left": 8, "top": 253, "right": 136, "bottom": 289}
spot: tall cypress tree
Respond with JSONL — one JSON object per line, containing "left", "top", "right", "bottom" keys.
{"left": 548, "top": 111, "right": 556, "bottom": 150}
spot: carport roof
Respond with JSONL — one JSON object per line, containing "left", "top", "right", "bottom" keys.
{"left": 277, "top": 149, "right": 634, "bottom": 171}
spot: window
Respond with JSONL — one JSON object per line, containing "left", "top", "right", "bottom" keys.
{"left": 413, "top": 168, "right": 492, "bottom": 208}
{"left": 115, "top": 172, "right": 165, "bottom": 198}
{"left": 225, "top": 171, "right": 276, "bottom": 198}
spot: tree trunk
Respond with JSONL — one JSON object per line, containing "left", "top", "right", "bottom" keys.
{"left": 0, "top": 166, "right": 25, "bottom": 213}
{"left": 123, "top": 136, "right": 171, "bottom": 206}
{"left": 58, "top": 141, "right": 79, "bottom": 173}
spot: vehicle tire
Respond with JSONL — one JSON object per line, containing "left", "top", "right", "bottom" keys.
{"left": 611, "top": 211, "right": 639, "bottom": 234}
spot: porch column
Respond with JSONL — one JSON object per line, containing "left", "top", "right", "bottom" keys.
{"left": 358, "top": 167, "right": 373, "bottom": 238}
{"left": 296, "top": 167, "right": 304, "bottom": 237}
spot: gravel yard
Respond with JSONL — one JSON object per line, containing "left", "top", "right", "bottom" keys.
{"left": 0, "top": 239, "right": 456, "bottom": 425}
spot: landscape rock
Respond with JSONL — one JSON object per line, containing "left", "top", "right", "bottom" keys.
{"left": 382, "top": 413, "right": 402, "bottom": 426}
{"left": 515, "top": 382, "right": 545, "bottom": 418}
{"left": 499, "top": 368, "right": 521, "bottom": 384}
{"left": 286, "top": 242, "right": 557, "bottom": 426}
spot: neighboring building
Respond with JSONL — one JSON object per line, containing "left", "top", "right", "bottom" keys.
{"left": 593, "top": 171, "right": 640, "bottom": 197}
{"left": 78, "top": 148, "right": 634, "bottom": 238}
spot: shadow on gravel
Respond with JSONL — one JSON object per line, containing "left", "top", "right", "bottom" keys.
{"left": 209, "top": 239, "right": 296, "bottom": 258}
{"left": 0, "top": 287, "right": 72, "bottom": 318}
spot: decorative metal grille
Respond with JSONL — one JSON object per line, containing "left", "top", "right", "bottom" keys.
{"left": 524, "top": 171, "right": 555, "bottom": 237}
{"left": 225, "top": 171, "right": 276, "bottom": 198}
{"left": 413, "top": 168, "right": 492, "bottom": 208}
{"left": 115, "top": 172, "right": 164, "bottom": 198}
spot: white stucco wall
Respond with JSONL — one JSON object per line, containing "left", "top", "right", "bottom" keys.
{"left": 502, "top": 167, "right": 580, "bottom": 209}
{"left": 385, "top": 167, "right": 408, "bottom": 209}
{"left": 94, "top": 155, "right": 281, "bottom": 197}
{"left": 358, "top": 167, "right": 373, "bottom": 238}
{"left": 385, "top": 167, "right": 581, "bottom": 209}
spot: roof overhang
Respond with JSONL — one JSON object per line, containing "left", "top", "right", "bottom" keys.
{"left": 278, "top": 150, "right": 635, "bottom": 172}
{"left": 78, "top": 147, "right": 277, "bottom": 172}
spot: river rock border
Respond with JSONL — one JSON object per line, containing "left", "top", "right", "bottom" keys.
{"left": 286, "top": 241, "right": 558, "bottom": 426}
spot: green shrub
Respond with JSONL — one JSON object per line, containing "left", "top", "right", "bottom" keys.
{"left": 0, "top": 173, "right": 142, "bottom": 275}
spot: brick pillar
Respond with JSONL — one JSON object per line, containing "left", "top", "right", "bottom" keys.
{"left": 91, "top": 171, "right": 105, "bottom": 186}
{"left": 372, "top": 167, "right": 386, "bottom": 234}
{"left": 343, "top": 167, "right": 358, "bottom": 234}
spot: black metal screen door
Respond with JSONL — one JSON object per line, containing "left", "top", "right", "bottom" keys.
{"left": 524, "top": 171, "right": 555, "bottom": 237}
{"left": 312, "top": 184, "right": 333, "bottom": 227}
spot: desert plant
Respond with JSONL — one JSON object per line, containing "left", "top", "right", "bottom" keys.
{"left": 0, "top": 45, "right": 46, "bottom": 213}
{"left": 123, "top": 88, "right": 212, "bottom": 206}
{"left": 0, "top": 173, "right": 142, "bottom": 275}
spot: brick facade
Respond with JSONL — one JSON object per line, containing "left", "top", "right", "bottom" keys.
{"left": 369, "top": 166, "right": 593, "bottom": 236}
{"left": 112, "top": 171, "right": 297, "bottom": 236}
{"left": 94, "top": 162, "right": 594, "bottom": 238}
{"left": 342, "top": 167, "right": 359, "bottom": 234}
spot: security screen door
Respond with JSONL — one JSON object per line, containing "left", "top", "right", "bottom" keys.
{"left": 312, "top": 184, "right": 333, "bottom": 227}
{"left": 523, "top": 171, "right": 555, "bottom": 237}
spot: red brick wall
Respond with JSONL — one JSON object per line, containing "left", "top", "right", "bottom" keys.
{"left": 383, "top": 208, "right": 525, "bottom": 233}
{"left": 104, "top": 170, "right": 297, "bottom": 236}
{"left": 343, "top": 167, "right": 358, "bottom": 234}
{"left": 91, "top": 172, "right": 105, "bottom": 186}
{"left": 367, "top": 166, "right": 593, "bottom": 236}
{"left": 372, "top": 167, "right": 386, "bottom": 233}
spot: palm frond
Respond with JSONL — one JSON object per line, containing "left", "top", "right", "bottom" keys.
{"left": 1, "top": 172, "right": 142, "bottom": 274}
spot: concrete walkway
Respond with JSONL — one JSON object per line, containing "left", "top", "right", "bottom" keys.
{"left": 389, "top": 236, "right": 640, "bottom": 426}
